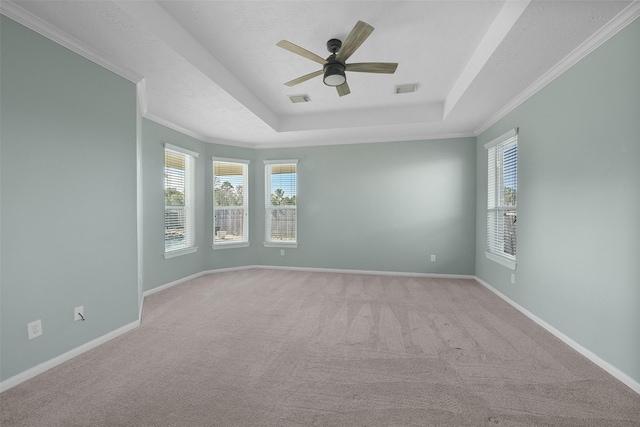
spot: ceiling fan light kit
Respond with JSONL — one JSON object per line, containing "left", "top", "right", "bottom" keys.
{"left": 277, "top": 21, "right": 398, "bottom": 97}
{"left": 323, "top": 62, "right": 346, "bottom": 87}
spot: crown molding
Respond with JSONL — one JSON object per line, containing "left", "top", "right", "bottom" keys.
{"left": 475, "top": 1, "right": 640, "bottom": 136}
{"left": 144, "top": 110, "right": 475, "bottom": 150}
{"left": 254, "top": 131, "right": 476, "bottom": 150}
{"left": 0, "top": 1, "right": 143, "bottom": 84}
{"left": 143, "top": 113, "right": 259, "bottom": 150}
{"left": 136, "top": 80, "right": 148, "bottom": 116}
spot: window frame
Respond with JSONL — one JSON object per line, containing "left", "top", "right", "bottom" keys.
{"left": 484, "top": 129, "right": 518, "bottom": 270}
{"left": 164, "top": 143, "right": 199, "bottom": 259}
{"left": 264, "top": 159, "right": 298, "bottom": 248}
{"left": 212, "top": 157, "right": 250, "bottom": 249}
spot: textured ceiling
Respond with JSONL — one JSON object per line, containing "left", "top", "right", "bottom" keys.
{"left": 3, "top": 1, "right": 637, "bottom": 148}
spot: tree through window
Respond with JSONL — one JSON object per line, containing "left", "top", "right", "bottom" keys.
{"left": 264, "top": 161, "right": 297, "bottom": 246}
{"left": 164, "top": 144, "right": 198, "bottom": 256}
{"left": 213, "top": 158, "right": 249, "bottom": 246}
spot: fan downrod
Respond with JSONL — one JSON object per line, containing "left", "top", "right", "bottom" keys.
{"left": 326, "top": 39, "right": 342, "bottom": 55}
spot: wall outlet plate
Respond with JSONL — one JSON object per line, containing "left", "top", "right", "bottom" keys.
{"left": 74, "top": 306, "right": 84, "bottom": 321}
{"left": 431, "top": 254, "right": 436, "bottom": 262}
{"left": 27, "top": 319, "right": 42, "bottom": 340}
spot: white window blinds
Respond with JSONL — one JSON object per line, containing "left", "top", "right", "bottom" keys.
{"left": 164, "top": 144, "right": 198, "bottom": 255}
{"left": 213, "top": 158, "right": 249, "bottom": 245}
{"left": 265, "top": 160, "right": 297, "bottom": 245}
{"left": 486, "top": 130, "right": 517, "bottom": 264}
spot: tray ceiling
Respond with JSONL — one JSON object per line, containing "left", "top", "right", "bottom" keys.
{"left": 2, "top": 1, "right": 637, "bottom": 148}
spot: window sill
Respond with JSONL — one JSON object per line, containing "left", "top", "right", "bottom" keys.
{"left": 485, "top": 252, "right": 516, "bottom": 270}
{"left": 164, "top": 246, "right": 198, "bottom": 259}
{"left": 264, "top": 241, "right": 298, "bottom": 248}
{"left": 212, "top": 242, "right": 250, "bottom": 250}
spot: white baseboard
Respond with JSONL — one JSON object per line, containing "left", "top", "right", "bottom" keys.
{"left": 255, "top": 264, "right": 475, "bottom": 280}
{"left": 6, "top": 267, "right": 635, "bottom": 396}
{"left": 0, "top": 319, "right": 140, "bottom": 393}
{"left": 142, "top": 265, "right": 475, "bottom": 299}
{"left": 474, "top": 276, "right": 640, "bottom": 395}
{"left": 142, "top": 265, "right": 257, "bottom": 298}
{"left": 142, "top": 271, "right": 208, "bottom": 298}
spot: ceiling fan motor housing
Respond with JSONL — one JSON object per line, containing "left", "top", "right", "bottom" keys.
{"left": 326, "top": 38, "right": 342, "bottom": 54}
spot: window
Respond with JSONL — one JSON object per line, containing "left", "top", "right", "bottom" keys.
{"left": 213, "top": 158, "right": 249, "bottom": 248}
{"left": 264, "top": 160, "right": 298, "bottom": 247}
{"left": 164, "top": 144, "right": 198, "bottom": 258}
{"left": 485, "top": 129, "right": 518, "bottom": 269}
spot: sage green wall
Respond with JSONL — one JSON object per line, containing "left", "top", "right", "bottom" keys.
{"left": 141, "top": 119, "right": 207, "bottom": 290}
{"left": 142, "top": 119, "right": 475, "bottom": 290}
{"left": 3, "top": 9, "right": 637, "bottom": 391}
{"left": 141, "top": 126, "right": 476, "bottom": 288}
{"left": 0, "top": 16, "right": 139, "bottom": 381}
{"left": 255, "top": 138, "right": 477, "bottom": 274}
{"left": 140, "top": 119, "right": 258, "bottom": 291}
{"left": 475, "top": 19, "right": 640, "bottom": 384}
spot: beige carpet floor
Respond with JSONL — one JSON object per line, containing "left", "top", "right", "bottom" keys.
{"left": 2, "top": 269, "right": 639, "bottom": 426}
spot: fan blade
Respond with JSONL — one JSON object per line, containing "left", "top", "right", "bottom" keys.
{"left": 336, "top": 21, "right": 374, "bottom": 63}
{"left": 336, "top": 82, "right": 351, "bottom": 97}
{"left": 284, "top": 70, "right": 323, "bottom": 87}
{"left": 346, "top": 62, "right": 398, "bottom": 74}
{"left": 277, "top": 40, "right": 327, "bottom": 65}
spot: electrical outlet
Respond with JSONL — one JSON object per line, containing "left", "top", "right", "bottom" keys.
{"left": 74, "top": 306, "right": 84, "bottom": 321}
{"left": 280, "top": 249, "right": 285, "bottom": 256}
{"left": 27, "top": 319, "right": 42, "bottom": 340}
{"left": 511, "top": 273, "right": 516, "bottom": 284}
{"left": 430, "top": 254, "right": 436, "bottom": 262}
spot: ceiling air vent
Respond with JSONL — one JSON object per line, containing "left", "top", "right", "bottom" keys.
{"left": 395, "top": 83, "right": 418, "bottom": 94}
{"left": 289, "top": 94, "right": 311, "bottom": 103}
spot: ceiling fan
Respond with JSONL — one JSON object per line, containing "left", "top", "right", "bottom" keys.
{"left": 277, "top": 20, "right": 398, "bottom": 97}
